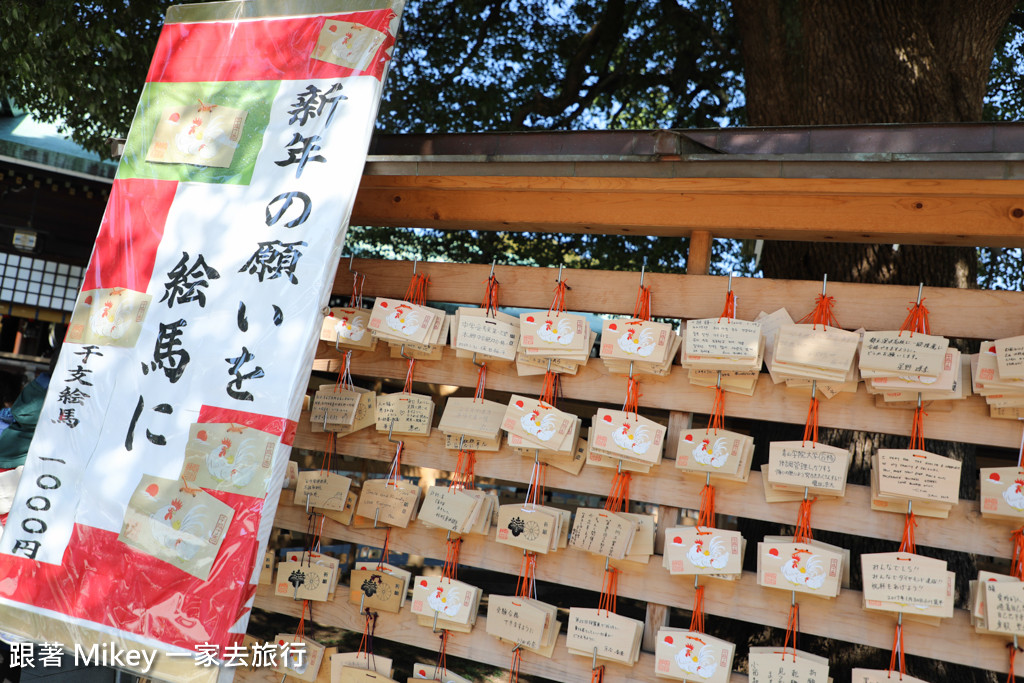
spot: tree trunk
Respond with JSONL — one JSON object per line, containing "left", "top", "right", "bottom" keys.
{"left": 725, "top": 3, "right": 1015, "bottom": 680}
{"left": 731, "top": 0, "right": 1015, "bottom": 287}
{"left": 759, "top": 241, "right": 978, "bottom": 288}
{"left": 732, "top": 0, "right": 1015, "bottom": 126}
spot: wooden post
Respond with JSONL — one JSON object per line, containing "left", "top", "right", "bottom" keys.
{"left": 655, "top": 410, "right": 691, "bottom": 554}
{"left": 644, "top": 410, "right": 691, "bottom": 652}
{"left": 642, "top": 603, "right": 670, "bottom": 653}
{"left": 662, "top": 411, "right": 693, "bottom": 465}
{"left": 653, "top": 505, "right": 681, "bottom": 556}
{"left": 687, "top": 230, "right": 713, "bottom": 275}
{"left": 265, "top": 254, "right": 1024, "bottom": 680}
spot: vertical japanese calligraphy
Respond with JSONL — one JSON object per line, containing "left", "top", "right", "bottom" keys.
{"left": 0, "top": 2, "right": 405, "bottom": 679}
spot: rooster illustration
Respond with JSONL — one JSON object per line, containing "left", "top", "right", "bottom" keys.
{"left": 675, "top": 638, "right": 717, "bottom": 678}
{"left": 521, "top": 409, "right": 557, "bottom": 442}
{"left": 686, "top": 535, "right": 729, "bottom": 570}
{"left": 427, "top": 585, "right": 462, "bottom": 618}
{"left": 173, "top": 110, "right": 238, "bottom": 162}
{"left": 781, "top": 549, "right": 826, "bottom": 590}
{"left": 612, "top": 422, "right": 652, "bottom": 456}
{"left": 206, "top": 437, "right": 261, "bottom": 489}
{"left": 333, "top": 31, "right": 358, "bottom": 54}
{"left": 1004, "top": 479, "right": 1024, "bottom": 511}
{"left": 88, "top": 297, "right": 134, "bottom": 340}
{"left": 335, "top": 314, "right": 366, "bottom": 342}
{"left": 148, "top": 498, "right": 208, "bottom": 562}
{"left": 385, "top": 304, "right": 421, "bottom": 336}
{"left": 284, "top": 644, "right": 308, "bottom": 674}
{"left": 617, "top": 327, "right": 656, "bottom": 357}
{"left": 692, "top": 437, "right": 729, "bottom": 468}
{"left": 897, "top": 372, "right": 939, "bottom": 385}
{"left": 536, "top": 318, "right": 575, "bottom": 345}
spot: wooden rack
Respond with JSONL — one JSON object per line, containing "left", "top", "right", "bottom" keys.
{"left": 242, "top": 250, "right": 1024, "bottom": 682}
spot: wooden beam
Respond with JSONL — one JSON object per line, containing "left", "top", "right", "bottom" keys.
{"left": 293, "top": 423, "right": 1015, "bottom": 561}
{"left": 687, "top": 231, "right": 713, "bottom": 275}
{"left": 351, "top": 175, "right": 1024, "bottom": 247}
{"left": 335, "top": 259, "right": 1024, "bottom": 341}
{"left": 270, "top": 505, "right": 1012, "bottom": 675}
{"left": 249, "top": 587, "right": 752, "bottom": 683}
{"left": 314, "top": 344, "right": 1023, "bottom": 450}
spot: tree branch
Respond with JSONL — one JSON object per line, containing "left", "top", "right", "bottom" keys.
{"left": 511, "top": 0, "right": 629, "bottom": 126}
{"left": 449, "top": 0, "right": 505, "bottom": 81}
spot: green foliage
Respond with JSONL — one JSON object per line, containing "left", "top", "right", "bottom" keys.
{"left": 0, "top": 0, "right": 204, "bottom": 157}
{"left": 978, "top": 247, "right": 1024, "bottom": 290}
{"left": 984, "top": 2, "right": 1024, "bottom": 121}
{"left": 346, "top": 226, "right": 685, "bottom": 271}
{"left": 378, "top": 0, "right": 744, "bottom": 133}
{"left": 2, "top": 0, "right": 1020, "bottom": 151}
{"left": 345, "top": 225, "right": 756, "bottom": 276}
{"left": 359, "top": 0, "right": 749, "bottom": 273}
{"left": 0, "top": 0, "right": 1021, "bottom": 285}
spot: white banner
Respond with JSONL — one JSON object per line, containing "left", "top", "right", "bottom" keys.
{"left": 0, "top": 2, "right": 404, "bottom": 677}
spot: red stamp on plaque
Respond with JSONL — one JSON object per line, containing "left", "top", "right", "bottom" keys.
{"left": 764, "top": 572, "right": 776, "bottom": 586}
{"left": 498, "top": 529, "right": 508, "bottom": 540}
{"left": 657, "top": 659, "right": 670, "bottom": 673}
{"left": 595, "top": 435, "right": 607, "bottom": 447}
{"left": 984, "top": 497, "right": 998, "bottom": 511}
{"left": 413, "top": 600, "right": 422, "bottom": 611}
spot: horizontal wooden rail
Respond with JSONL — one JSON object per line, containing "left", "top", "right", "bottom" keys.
{"left": 249, "top": 586, "right": 749, "bottom": 683}
{"left": 349, "top": 176, "right": 1024, "bottom": 247}
{"left": 297, "top": 422, "right": 1016, "bottom": 561}
{"left": 315, "top": 344, "right": 1023, "bottom": 450}
{"left": 336, "top": 259, "right": 1024, "bottom": 342}
{"left": 269, "top": 255, "right": 1024, "bottom": 681}
{"left": 270, "top": 503, "right": 1012, "bottom": 676}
